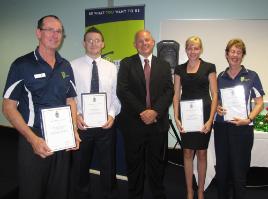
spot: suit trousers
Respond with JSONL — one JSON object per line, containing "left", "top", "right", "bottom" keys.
{"left": 18, "top": 130, "right": 71, "bottom": 199}
{"left": 121, "top": 122, "right": 167, "bottom": 199}
{"left": 214, "top": 122, "right": 253, "bottom": 199}
{"left": 71, "top": 127, "right": 117, "bottom": 199}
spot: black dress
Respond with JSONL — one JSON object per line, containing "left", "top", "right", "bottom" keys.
{"left": 174, "top": 59, "right": 216, "bottom": 150}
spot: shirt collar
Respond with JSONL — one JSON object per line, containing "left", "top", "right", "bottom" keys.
{"left": 85, "top": 54, "right": 101, "bottom": 65}
{"left": 34, "top": 47, "right": 63, "bottom": 65}
{"left": 221, "top": 65, "right": 248, "bottom": 79}
{"left": 139, "top": 54, "right": 153, "bottom": 66}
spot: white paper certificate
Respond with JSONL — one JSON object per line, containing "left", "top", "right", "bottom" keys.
{"left": 82, "top": 93, "right": 108, "bottom": 128}
{"left": 41, "top": 106, "right": 76, "bottom": 152}
{"left": 180, "top": 99, "right": 204, "bottom": 132}
{"left": 220, "top": 85, "right": 247, "bottom": 121}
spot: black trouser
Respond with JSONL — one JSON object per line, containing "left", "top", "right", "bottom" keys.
{"left": 18, "top": 133, "right": 71, "bottom": 199}
{"left": 214, "top": 122, "right": 253, "bottom": 199}
{"left": 122, "top": 124, "right": 167, "bottom": 199}
{"left": 71, "top": 127, "right": 117, "bottom": 199}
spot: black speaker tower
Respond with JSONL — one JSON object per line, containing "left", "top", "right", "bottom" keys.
{"left": 157, "top": 40, "right": 180, "bottom": 69}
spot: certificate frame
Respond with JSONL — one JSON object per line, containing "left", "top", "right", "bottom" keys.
{"left": 40, "top": 105, "right": 76, "bottom": 152}
{"left": 220, "top": 85, "right": 248, "bottom": 121}
{"left": 180, "top": 99, "right": 204, "bottom": 132}
{"left": 81, "top": 92, "right": 108, "bottom": 128}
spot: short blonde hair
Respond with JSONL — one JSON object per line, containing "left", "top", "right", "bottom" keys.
{"left": 185, "top": 36, "right": 203, "bottom": 53}
{"left": 225, "top": 38, "right": 246, "bottom": 57}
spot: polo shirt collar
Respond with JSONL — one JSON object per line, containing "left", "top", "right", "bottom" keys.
{"left": 33, "top": 47, "right": 63, "bottom": 65}
{"left": 221, "top": 65, "right": 248, "bottom": 79}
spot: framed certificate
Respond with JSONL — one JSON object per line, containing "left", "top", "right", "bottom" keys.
{"left": 220, "top": 85, "right": 247, "bottom": 121}
{"left": 82, "top": 93, "right": 108, "bottom": 128}
{"left": 40, "top": 106, "right": 76, "bottom": 152}
{"left": 180, "top": 99, "right": 204, "bottom": 132}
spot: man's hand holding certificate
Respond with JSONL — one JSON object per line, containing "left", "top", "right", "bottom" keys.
{"left": 220, "top": 85, "right": 247, "bottom": 121}
{"left": 82, "top": 93, "right": 108, "bottom": 128}
{"left": 41, "top": 106, "right": 76, "bottom": 152}
{"left": 180, "top": 99, "right": 204, "bottom": 132}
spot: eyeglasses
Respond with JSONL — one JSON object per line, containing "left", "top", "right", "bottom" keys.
{"left": 40, "top": 28, "right": 63, "bottom": 35}
{"left": 85, "top": 39, "right": 102, "bottom": 44}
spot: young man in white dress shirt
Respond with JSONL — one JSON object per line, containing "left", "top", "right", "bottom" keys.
{"left": 70, "top": 27, "right": 121, "bottom": 199}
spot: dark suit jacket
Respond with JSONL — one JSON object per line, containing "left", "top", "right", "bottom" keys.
{"left": 117, "top": 54, "right": 174, "bottom": 133}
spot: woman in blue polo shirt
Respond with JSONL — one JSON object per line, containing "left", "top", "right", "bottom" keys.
{"left": 214, "top": 38, "right": 265, "bottom": 199}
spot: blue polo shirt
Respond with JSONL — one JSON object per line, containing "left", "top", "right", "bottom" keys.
{"left": 3, "top": 48, "right": 77, "bottom": 130}
{"left": 215, "top": 66, "right": 265, "bottom": 123}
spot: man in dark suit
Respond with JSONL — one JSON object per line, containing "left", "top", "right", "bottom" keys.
{"left": 117, "top": 30, "right": 174, "bottom": 199}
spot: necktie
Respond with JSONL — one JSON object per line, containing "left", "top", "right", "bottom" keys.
{"left": 90, "top": 60, "right": 99, "bottom": 93}
{"left": 144, "top": 59, "right": 151, "bottom": 108}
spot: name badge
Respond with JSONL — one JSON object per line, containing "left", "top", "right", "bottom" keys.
{"left": 34, "top": 73, "right": 46, "bottom": 79}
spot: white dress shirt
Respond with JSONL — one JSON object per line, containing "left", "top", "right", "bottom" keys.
{"left": 139, "top": 54, "right": 153, "bottom": 69}
{"left": 71, "top": 55, "right": 121, "bottom": 118}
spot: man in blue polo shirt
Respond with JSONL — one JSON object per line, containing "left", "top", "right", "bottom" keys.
{"left": 2, "top": 15, "right": 80, "bottom": 199}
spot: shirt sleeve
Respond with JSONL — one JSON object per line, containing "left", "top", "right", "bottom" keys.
{"left": 66, "top": 65, "right": 77, "bottom": 99}
{"left": 174, "top": 64, "right": 182, "bottom": 76}
{"left": 208, "top": 63, "right": 216, "bottom": 74}
{"left": 3, "top": 60, "right": 24, "bottom": 101}
{"left": 251, "top": 72, "right": 265, "bottom": 98}
{"left": 108, "top": 64, "right": 121, "bottom": 118}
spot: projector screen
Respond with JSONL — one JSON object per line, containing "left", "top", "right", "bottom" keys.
{"left": 160, "top": 19, "right": 267, "bottom": 100}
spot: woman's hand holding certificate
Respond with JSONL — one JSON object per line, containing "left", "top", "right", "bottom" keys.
{"left": 175, "top": 118, "right": 185, "bottom": 133}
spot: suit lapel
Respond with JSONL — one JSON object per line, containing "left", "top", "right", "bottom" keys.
{"left": 150, "top": 56, "right": 158, "bottom": 84}
{"left": 133, "top": 54, "right": 146, "bottom": 87}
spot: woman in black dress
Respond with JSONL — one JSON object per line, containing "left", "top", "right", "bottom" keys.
{"left": 173, "top": 36, "right": 218, "bottom": 199}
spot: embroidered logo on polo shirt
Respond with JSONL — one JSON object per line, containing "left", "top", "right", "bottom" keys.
{"left": 240, "top": 76, "right": 250, "bottom": 82}
{"left": 61, "top": 72, "right": 70, "bottom": 79}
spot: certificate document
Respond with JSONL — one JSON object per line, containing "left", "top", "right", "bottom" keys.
{"left": 180, "top": 99, "right": 204, "bottom": 132}
{"left": 220, "top": 85, "right": 247, "bottom": 121}
{"left": 82, "top": 93, "right": 108, "bottom": 128}
{"left": 41, "top": 106, "right": 76, "bottom": 152}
